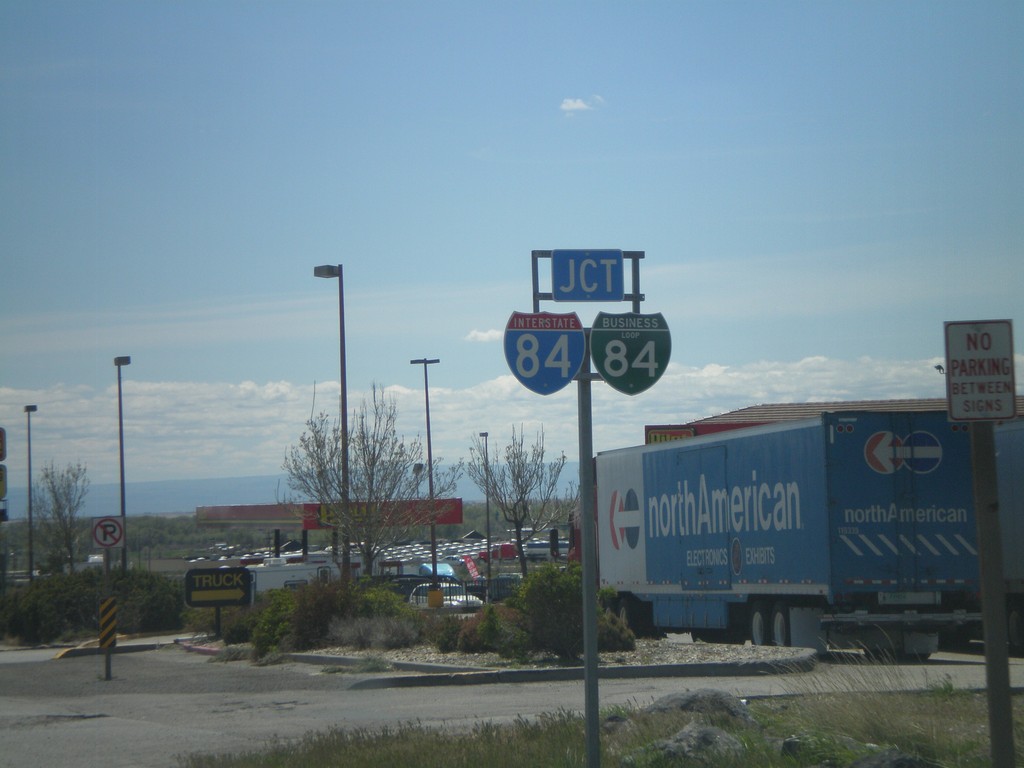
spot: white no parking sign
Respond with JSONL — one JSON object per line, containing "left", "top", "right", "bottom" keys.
{"left": 92, "top": 516, "right": 125, "bottom": 548}
{"left": 944, "top": 319, "right": 1016, "bottom": 422}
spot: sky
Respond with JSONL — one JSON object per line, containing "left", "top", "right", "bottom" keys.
{"left": 1, "top": 1, "right": 1021, "bottom": 493}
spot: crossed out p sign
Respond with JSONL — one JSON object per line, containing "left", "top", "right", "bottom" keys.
{"left": 92, "top": 516, "right": 125, "bottom": 548}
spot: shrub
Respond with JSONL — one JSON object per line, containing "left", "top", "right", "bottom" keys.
{"left": 327, "top": 615, "right": 422, "bottom": 649}
{"left": 597, "top": 609, "right": 636, "bottom": 652}
{"left": 352, "top": 583, "right": 416, "bottom": 620}
{"left": 425, "top": 613, "right": 464, "bottom": 653}
{"left": 0, "top": 569, "right": 183, "bottom": 644}
{"left": 111, "top": 570, "right": 183, "bottom": 633}
{"left": 290, "top": 581, "right": 349, "bottom": 650}
{"left": 515, "top": 563, "right": 585, "bottom": 660}
{"left": 456, "top": 604, "right": 531, "bottom": 660}
{"left": 512, "top": 563, "right": 635, "bottom": 661}
{"left": 251, "top": 590, "right": 296, "bottom": 658}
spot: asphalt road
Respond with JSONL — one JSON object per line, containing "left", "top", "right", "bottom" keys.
{"left": 0, "top": 641, "right": 1020, "bottom": 768}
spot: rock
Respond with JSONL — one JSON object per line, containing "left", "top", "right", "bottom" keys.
{"left": 601, "top": 712, "right": 634, "bottom": 735}
{"left": 647, "top": 721, "right": 745, "bottom": 763}
{"left": 847, "top": 749, "right": 939, "bottom": 768}
{"left": 644, "top": 688, "right": 757, "bottom": 727}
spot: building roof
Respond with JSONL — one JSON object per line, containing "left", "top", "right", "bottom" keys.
{"left": 687, "top": 396, "right": 1024, "bottom": 425}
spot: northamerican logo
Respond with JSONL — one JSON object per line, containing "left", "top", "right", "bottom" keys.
{"left": 864, "top": 431, "right": 942, "bottom": 475}
{"left": 609, "top": 488, "right": 642, "bottom": 550}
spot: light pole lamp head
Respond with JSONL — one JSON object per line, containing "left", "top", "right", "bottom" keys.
{"left": 114, "top": 356, "right": 131, "bottom": 367}
{"left": 24, "top": 404, "right": 37, "bottom": 414}
{"left": 314, "top": 265, "right": 340, "bottom": 279}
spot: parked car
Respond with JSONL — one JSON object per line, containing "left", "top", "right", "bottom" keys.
{"left": 407, "top": 582, "right": 483, "bottom": 611}
{"left": 375, "top": 573, "right": 458, "bottom": 599}
{"left": 466, "top": 573, "right": 523, "bottom": 602}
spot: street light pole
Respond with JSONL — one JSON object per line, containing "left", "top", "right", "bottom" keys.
{"left": 314, "top": 265, "right": 350, "bottom": 577}
{"left": 24, "top": 405, "right": 37, "bottom": 582}
{"left": 114, "top": 356, "right": 131, "bottom": 574}
{"left": 411, "top": 358, "right": 440, "bottom": 590}
{"left": 479, "top": 431, "right": 491, "bottom": 600}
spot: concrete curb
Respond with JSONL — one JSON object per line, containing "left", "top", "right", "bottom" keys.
{"left": 56, "top": 642, "right": 164, "bottom": 659}
{"left": 291, "top": 649, "right": 819, "bottom": 689}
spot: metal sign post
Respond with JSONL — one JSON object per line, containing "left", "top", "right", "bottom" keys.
{"left": 507, "top": 249, "right": 667, "bottom": 768}
{"left": 944, "top": 319, "right": 1017, "bottom": 768}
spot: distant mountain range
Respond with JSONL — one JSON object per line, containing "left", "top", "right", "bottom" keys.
{"left": 2, "top": 465, "right": 580, "bottom": 520}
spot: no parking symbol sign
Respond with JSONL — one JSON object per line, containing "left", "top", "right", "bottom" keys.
{"left": 92, "top": 516, "right": 125, "bottom": 548}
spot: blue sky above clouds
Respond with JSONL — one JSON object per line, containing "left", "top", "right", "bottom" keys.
{"left": 1, "top": 1, "right": 1021, "bottom": 490}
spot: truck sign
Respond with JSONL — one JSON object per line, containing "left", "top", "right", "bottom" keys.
{"left": 590, "top": 311, "right": 671, "bottom": 395}
{"left": 504, "top": 311, "right": 585, "bottom": 395}
{"left": 185, "top": 567, "right": 253, "bottom": 608}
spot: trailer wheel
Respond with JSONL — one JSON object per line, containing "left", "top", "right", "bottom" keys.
{"left": 771, "top": 602, "right": 790, "bottom": 647}
{"left": 749, "top": 601, "right": 771, "bottom": 646}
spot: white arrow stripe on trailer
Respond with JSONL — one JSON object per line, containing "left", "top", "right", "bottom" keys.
{"left": 916, "top": 534, "right": 941, "bottom": 556}
{"left": 955, "top": 534, "right": 977, "bottom": 556}
{"left": 934, "top": 534, "right": 960, "bottom": 555}
{"left": 840, "top": 535, "right": 864, "bottom": 556}
{"left": 892, "top": 445, "right": 942, "bottom": 460}
{"left": 899, "top": 534, "right": 917, "bottom": 554}
{"left": 858, "top": 534, "right": 883, "bottom": 556}
{"left": 877, "top": 534, "right": 900, "bottom": 555}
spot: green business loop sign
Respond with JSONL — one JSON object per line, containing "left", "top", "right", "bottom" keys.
{"left": 590, "top": 312, "right": 671, "bottom": 395}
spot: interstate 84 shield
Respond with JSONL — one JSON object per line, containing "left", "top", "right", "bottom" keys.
{"left": 504, "top": 311, "right": 586, "bottom": 395}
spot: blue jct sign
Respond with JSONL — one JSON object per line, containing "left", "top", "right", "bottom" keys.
{"left": 504, "top": 311, "right": 585, "bottom": 395}
{"left": 551, "top": 249, "right": 624, "bottom": 302}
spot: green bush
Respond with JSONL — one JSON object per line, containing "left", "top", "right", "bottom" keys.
{"left": 290, "top": 581, "right": 349, "bottom": 650}
{"left": 352, "top": 582, "right": 416, "bottom": 619}
{"left": 0, "top": 569, "right": 183, "bottom": 645}
{"left": 111, "top": 570, "right": 183, "bottom": 634}
{"left": 425, "top": 613, "right": 464, "bottom": 653}
{"left": 455, "top": 604, "right": 531, "bottom": 660}
{"left": 514, "top": 563, "right": 585, "bottom": 660}
{"left": 250, "top": 590, "right": 296, "bottom": 658}
{"left": 597, "top": 609, "right": 636, "bottom": 652}
{"left": 511, "top": 563, "right": 635, "bottom": 661}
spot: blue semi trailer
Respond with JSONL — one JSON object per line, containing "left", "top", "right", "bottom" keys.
{"left": 596, "top": 411, "right": 983, "bottom": 656}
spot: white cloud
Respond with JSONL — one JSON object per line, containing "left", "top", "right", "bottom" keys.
{"left": 560, "top": 95, "right": 604, "bottom": 115}
{"left": 3, "top": 353, "right": 989, "bottom": 488}
{"left": 464, "top": 329, "right": 502, "bottom": 343}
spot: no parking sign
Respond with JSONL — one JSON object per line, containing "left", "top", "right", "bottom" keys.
{"left": 92, "top": 516, "right": 124, "bottom": 548}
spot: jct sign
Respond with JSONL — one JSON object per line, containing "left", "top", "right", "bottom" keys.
{"left": 551, "top": 249, "right": 624, "bottom": 302}
{"left": 944, "top": 319, "right": 1016, "bottom": 421}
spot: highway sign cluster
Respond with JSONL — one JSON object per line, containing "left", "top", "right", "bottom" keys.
{"left": 504, "top": 306, "right": 672, "bottom": 396}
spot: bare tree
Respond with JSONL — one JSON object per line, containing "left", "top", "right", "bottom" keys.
{"left": 468, "top": 426, "right": 578, "bottom": 577}
{"left": 283, "top": 385, "right": 462, "bottom": 576}
{"left": 282, "top": 410, "right": 350, "bottom": 571}
{"left": 36, "top": 461, "right": 90, "bottom": 573}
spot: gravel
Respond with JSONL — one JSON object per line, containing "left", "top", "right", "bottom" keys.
{"left": 302, "top": 634, "right": 812, "bottom": 671}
